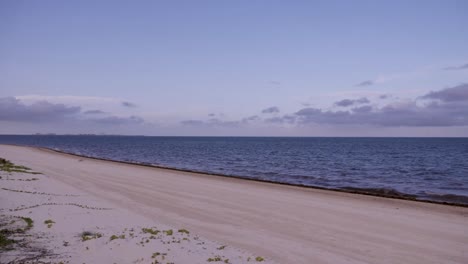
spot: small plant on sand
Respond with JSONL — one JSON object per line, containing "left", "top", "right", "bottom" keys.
{"left": 21, "top": 217, "right": 33, "bottom": 229}
{"left": 142, "top": 227, "right": 160, "bottom": 235}
{"left": 207, "top": 256, "right": 223, "bottom": 262}
{"left": 81, "top": 231, "right": 102, "bottom": 241}
{"left": 0, "top": 233, "right": 15, "bottom": 248}
{"left": 217, "top": 245, "right": 226, "bottom": 250}
{"left": 178, "top": 229, "right": 190, "bottom": 234}
{"left": 163, "top": 229, "right": 173, "bottom": 236}
{"left": 44, "top": 219, "right": 55, "bottom": 228}
{"left": 255, "top": 256, "right": 265, "bottom": 262}
{"left": 109, "top": 234, "right": 125, "bottom": 241}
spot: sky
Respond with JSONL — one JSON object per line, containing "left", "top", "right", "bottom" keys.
{"left": 1, "top": 0, "right": 468, "bottom": 136}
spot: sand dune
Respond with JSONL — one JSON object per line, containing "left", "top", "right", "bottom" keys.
{"left": 1, "top": 144, "right": 467, "bottom": 263}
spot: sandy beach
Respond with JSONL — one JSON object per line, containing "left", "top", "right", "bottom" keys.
{"left": 1, "top": 144, "right": 467, "bottom": 263}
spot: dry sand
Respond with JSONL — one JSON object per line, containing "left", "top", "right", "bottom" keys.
{"left": 0, "top": 144, "right": 467, "bottom": 263}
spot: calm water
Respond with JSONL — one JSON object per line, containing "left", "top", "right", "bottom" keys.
{"left": 1, "top": 135, "right": 467, "bottom": 204}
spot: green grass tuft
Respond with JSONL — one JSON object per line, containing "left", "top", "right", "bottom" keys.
{"left": 0, "top": 233, "right": 15, "bottom": 248}
{"left": 207, "top": 256, "right": 222, "bottom": 262}
{"left": 142, "top": 227, "right": 160, "bottom": 235}
{"left": 21, "top": 217, "right": 33, "bottom": 229}
{"left": 178, "top": 228, "right": 190, "bottom": 234}
{"left": 109, "top": 234, "right": 125, "bottom": 241}
{"left": 81, "top": 231, "right": 102, "bottom": 241}
{"left": 0, "top": 157, "right": 41, "bottom": 174}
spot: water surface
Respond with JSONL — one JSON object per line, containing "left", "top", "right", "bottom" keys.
{"left": 1, "top": 135, "right": 467, "bottom": 204}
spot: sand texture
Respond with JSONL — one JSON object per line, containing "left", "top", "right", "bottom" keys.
{"left": 1, "top": 144, "right": 467, "bottom": 263}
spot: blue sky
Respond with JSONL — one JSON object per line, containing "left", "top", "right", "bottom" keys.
{"left": 1, "top": 0, "right": 468, "bottom": 136}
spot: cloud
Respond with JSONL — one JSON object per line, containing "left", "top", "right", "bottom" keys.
{"left": 334, "top": 97, "right": 370, "bottom": 107}
{"left": 0, "top": 97, "right": 81, "bottom": 122}
{"left": 89, "top": 115, "right": 144, "bottom": 125}
{"left": 181, "top": 118, "right": 241, "bottom": 128}
{"left": 351, "top": 105, "right": 373, "bottom": 113}
{"left": 0, "top": 97, "right": 147, "bottom": 128}
{"left": 121, "top": 101, "right": 137, "bottom": 108}
{"left": 84, "top": 109, "right": 106, "bottom": 114}
{"left": 261, "top": 106, "right": 280, "bottom": 114}
{"left": 379, "top": 94, "right": 391, "bottom": 99}
{"left": 355, "top": 80, "right": 374, "bottom": 87}
{"left": 295, "top": 94, "right": 468, "bottom": 127}
{"left": 420, "top": 83, "right": 468, "bottom": 102}
{"left": 181, "top": 120, "right": 204, "bottom": 126}
{"left": 443, "top": 63, "right": 468, "bottom": 71}
{"left": 264, "top": 115, "right": 296, "bottom": 124}
{"left": 16, "top": 95, "right": 120, "bottom": 104}
{"left": 242, "top": 115, "right": 260, "bottom": 123}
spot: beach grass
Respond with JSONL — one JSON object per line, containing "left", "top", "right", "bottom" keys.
{"left": 0, "top": 157, "right": 41, "bottom": 174}
{"left": 21, "top": 217, "right": 33, "bottom": 229}
{"left": 81, "top": 231, "right": 102, "bottom": 241}
{"left": 0, "top": 233, "right": 15, "bottom": 248}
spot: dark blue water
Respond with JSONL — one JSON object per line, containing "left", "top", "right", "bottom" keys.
{"left": 1, "top": 135, "right": 467, "bottom": 204}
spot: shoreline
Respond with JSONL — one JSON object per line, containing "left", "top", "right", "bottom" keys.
{"left": 1, "top": 144, "right": 468, "bottom": 263}
{"left": 3, "top": 143, "right": 467, "bottom": 207}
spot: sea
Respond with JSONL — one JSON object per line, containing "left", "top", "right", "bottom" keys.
{"left": 1, "top": 135, "right": 467, "bottom": 205}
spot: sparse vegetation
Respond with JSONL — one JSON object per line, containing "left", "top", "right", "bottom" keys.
{"left": 81, "top": 231, "right": 102, "bottom": 241}
{"left": 163, "top": 229, "right": 173, "bottom": 236}
{"left": 206, "top": 255, "right": 230, "bottom": 263}
{"left": 255, "top": 256, "right": 265, "bottom": 262}
{"left": 178, "top": 228, "right": 190, "bottom": 234}
{"left": 109, "top": 234, "right": 125, "bottom": 241}
{"left": 142, "top": 227, "right": 160, "bottom": 235}
{"left": 21, "top": 217, "right": 33, "bottom": 229}
{"left": 0, "top": 158, "right": 41, "bottom": 174}
{"left": 207, "top": 256, "right": 222, "bottom": 262}
{"left": 0, "top": 233, "right": 15, "bottom": 248}
{"left": 151, "top": 251, "right": 168, "bottom": 264}
{"left": 44, "top": 219, "right": 55, "bottom": 228}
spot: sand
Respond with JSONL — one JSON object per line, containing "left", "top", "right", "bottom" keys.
{"left": 0, "top": 144, "right": 467, "bottom": 264}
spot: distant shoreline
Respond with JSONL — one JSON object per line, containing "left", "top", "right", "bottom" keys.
{"left": 1, "top": 134, "right": 468, "bottom": 138}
